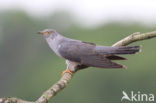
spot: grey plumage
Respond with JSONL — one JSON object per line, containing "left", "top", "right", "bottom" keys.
{"left": 39, "top": 29, "right": 141, "bottom": 70}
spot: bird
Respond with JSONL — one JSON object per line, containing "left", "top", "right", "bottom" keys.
{"left": 38, "top": 29, "right": 141, "bottom": 75}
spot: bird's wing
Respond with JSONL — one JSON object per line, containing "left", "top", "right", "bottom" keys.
{"left": 80, "top": 54, "right": 125, "bottom": 68}
{"left": 58, "top": 41, "right": 125, "bottom": 68}
{"left": 106, "top": 55, "right": 127, "bottom": 60}
{"left": 81, "top": 41, "right": 96, "bottom": 45}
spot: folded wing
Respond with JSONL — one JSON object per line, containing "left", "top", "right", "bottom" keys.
{"left": 58, "top": 41, "right": 125, "bottom": 69}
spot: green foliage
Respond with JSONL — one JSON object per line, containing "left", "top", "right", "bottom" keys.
{"left": 0, "top": 10, "right": 156, "bottom": 103}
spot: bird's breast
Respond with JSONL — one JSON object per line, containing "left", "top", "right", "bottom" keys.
{"left": 46, "top": 38, "right": 63, "bottom": 57}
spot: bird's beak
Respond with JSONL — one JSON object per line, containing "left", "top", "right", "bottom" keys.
{"left": 37, "top": 31, "right": 44, "bottom": 35}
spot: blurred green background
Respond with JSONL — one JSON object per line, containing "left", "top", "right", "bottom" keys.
{"left": 0, "top": 10, "right": 156, "bottom": 103}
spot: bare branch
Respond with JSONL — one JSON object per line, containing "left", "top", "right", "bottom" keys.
{"left": 0, "top": 97, "right": 33, "bottom": 103}
{"left": 1, "top": 31, "right": 156, "bottom": 103}
{"left": 36, "top": 72, "right": 74, "bottom": 103}
{"left": 113, "top": 31, "right": 156, "bottom": 46}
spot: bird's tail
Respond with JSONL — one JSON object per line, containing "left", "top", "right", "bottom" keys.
{"left": 96, "top": 46, "right": 141, "bottom": 55}
{"left": 111, "top": 46, "right": 141, "bottom": 54}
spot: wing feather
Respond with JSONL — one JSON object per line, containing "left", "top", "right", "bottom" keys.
{"left": 81, "top": 55, "right": 125, "bottom": 68}
{"left": 58, "top": 40, "right": 125, "bottom": 68}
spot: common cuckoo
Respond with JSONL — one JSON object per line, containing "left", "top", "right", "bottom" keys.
{"left": 38, "top": 29, "right": 140, "bottom": 74}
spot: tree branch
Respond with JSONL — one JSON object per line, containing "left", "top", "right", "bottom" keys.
{"left": 36, "top": 72, "right": 74, "bottom": 103}
{"left": 0, "top": 97, "right": 33, "bottom": 103}
{"left": 112, "top": 31, "right": 156, "bottom": 46}
{"left": 1, "top": 31, "right": 156, "bottom": 103}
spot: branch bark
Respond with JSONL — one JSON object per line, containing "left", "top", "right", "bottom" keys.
{"left": 1, "top": 31, "right": 156, "bottom": 103}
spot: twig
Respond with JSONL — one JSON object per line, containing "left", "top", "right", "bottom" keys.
{"left": 36, "top": 72, "right": 74, "bottom": 103}
{"left": 0, "top": 97, "right": 33, "bottom": 103}
{"left": 1, "top": 31, "right": 156, "bottom": 103}
{"left": 112, "top": 31, "right": 156, "bottom": 46}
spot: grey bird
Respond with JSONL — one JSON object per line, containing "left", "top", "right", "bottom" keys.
{"left": 38, "top": 29, "right": 140, "bottom": 74}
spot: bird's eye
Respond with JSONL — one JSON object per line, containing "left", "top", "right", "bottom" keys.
{"left": 47, "top": 31, "right": 51, "bottom": 34}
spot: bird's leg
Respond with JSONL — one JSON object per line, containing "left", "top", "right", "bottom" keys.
{"left": 62, "top": 60, "right": 80, "bottom": 76}
{"left": 62, "top": 61, "right": 74, "bottom": 76}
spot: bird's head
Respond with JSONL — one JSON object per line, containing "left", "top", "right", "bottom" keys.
{"left": 38, "top": 29, "right": 57, "bottom": 38}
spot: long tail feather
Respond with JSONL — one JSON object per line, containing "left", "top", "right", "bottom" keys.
{"left": 114, "top": 46, "right": 141, "bottom": 54}
{"left": 96, "top": 46, "right": 141, "bottom": 55}
{"left": 106, "top": 55, "right": 127, "bottom": 60}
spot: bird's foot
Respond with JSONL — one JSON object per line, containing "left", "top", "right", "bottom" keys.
{"left": 62, "top": 69, "right": 73, "bottom": 76}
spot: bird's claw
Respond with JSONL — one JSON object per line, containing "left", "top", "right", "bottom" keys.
{"left": 62, "top": 69, "right": 73, "bottom": 76}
